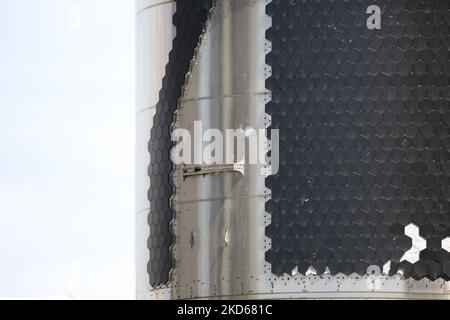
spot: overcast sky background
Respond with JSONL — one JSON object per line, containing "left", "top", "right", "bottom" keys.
{"left": 0, "top": 0, "right": 135, "bottom": 299}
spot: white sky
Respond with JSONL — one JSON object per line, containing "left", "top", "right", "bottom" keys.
{"left": 0, "top": 0, "right": 135, "bottom": 299}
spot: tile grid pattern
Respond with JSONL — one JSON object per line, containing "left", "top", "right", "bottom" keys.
{"left": 265, "top": 0, "right": 450, "bottom": 280}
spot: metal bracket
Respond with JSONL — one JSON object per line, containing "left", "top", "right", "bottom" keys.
{"left": 181, "top": 164, "right": 245, "bottom": 178}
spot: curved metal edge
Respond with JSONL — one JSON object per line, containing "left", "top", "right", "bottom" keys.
{"left": 169, "top": 1, "right": 218, "bottom": 289}
{"left": 136, "top": 0, "right": 175, "bottom": 15}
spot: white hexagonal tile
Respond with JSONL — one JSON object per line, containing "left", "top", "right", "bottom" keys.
{"left": 405, "top": 223, "right": 419, "bottom": 238}
{"left": 401, "top": 248, "right": 420, "bottom": 264}
{"left": 442, "top": 237, "right": 450, "bottom": 252}
{"left": 382, "top": 261, "right": 391, "bottom": 274}
{"left": 401, "top": 223, "right": 427, "bottom": 264}
{"left": 413, "top": 236, "right": 427, "bottom": 251}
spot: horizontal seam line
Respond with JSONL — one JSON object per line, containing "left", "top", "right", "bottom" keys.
{"left": 174, "top": 194, "right": 267, "bottom": 205}
{"left": 136, "top": 0, "right": 175, "bottom": 15}
{"left": 136, "top": 208, "right": 149, "bottom": 215}
{"left": 137, "top": 105, "right": 156, "bottom": 114}
{"left": 179, "top": 91, "right": 270, "bottom": 103}
{"left": 183, "top": 291, "right": 450, "bottom": 300}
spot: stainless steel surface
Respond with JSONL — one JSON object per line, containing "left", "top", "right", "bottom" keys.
{"left": 170, "top": 0, "right": 269, "bottom": 299}
{"left": 135, "top": 2, "right": 175, "bottom": 113}
{"left": 137, "top": 0, "right": 450, "bottom": 299}
{"left": 180, "top": 2, "right": 268, "bottom": 101}
{"left": 173, "top": 95, "right": 268, "bottom": 204}
{"left": 172, "top": 198, "right": 267, "bottom": 298}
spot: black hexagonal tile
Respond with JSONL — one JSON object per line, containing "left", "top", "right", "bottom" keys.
{"left": 266, "top": 0, "right": 450, "bottom": 280}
